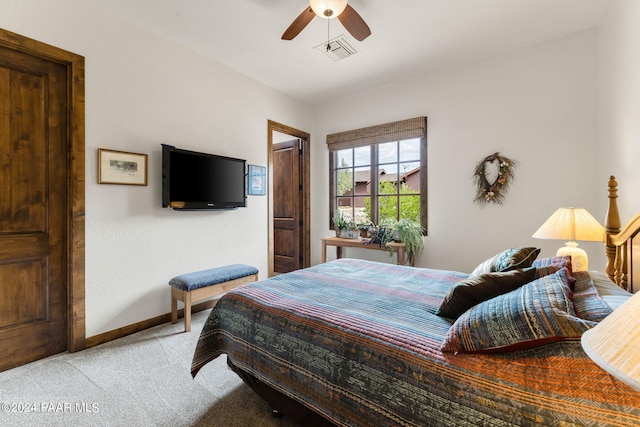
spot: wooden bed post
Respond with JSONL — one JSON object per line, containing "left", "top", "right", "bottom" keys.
{"left": 605, "top": 176, "right": 622, "bottom": 284}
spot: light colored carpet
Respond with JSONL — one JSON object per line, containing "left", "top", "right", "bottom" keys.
{"left": 0, "top": 310, "right": 299, "bottom": 427}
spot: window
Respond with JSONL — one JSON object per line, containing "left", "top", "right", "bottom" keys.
{"left": 328, "top": 117, "right": 427, "bottom": 232}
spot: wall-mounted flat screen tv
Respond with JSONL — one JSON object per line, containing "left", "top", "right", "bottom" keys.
{"left": 162, "top": 144, "right": 246, "bottom": 210}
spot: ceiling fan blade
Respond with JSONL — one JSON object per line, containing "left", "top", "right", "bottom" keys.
{"left": 282, "top": 7, "right": 315, "bottom": 40}
{"left": 338, "top": 4, "right": 371, "bottom": 41}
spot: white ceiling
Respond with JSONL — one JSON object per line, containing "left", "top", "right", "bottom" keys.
{"left": 102, "top": 0, "right": 610, "bottom": 105}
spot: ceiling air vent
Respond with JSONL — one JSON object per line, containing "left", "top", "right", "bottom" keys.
{"left": 315, "top": 35, "right": 357, "bottom": 61}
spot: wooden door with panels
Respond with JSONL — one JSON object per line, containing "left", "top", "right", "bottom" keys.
{"left": 268, "top": 121, "right": 310, "bottom": 276}
{"left": 0, "top": 29, "right": 86, "bottom": 372}
{"left": 273, "top": 140, "right": 302, "bottom": 274}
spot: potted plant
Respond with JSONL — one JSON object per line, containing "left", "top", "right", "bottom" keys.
{"left": 332, "top": 209, "right": 348, "bottom": 237}
{"left": 344, "top": 220, "right": 358, "bottom": 238}
{"left": 394, "top": 218, "right": 425, "bottom": 265}
{"left": 365, "top": 222, "right": 394, "bottom": 248}
{"left": 357, "top": 221, "right": 373, "bottom": 238}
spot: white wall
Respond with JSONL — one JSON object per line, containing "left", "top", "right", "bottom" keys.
{"left": 1, "top": 0, "right": 621, "bottom": 337}
{"left": 598, "top": 0, "right": 640, "bottom": 221}
{"left": 311, "top": 30, "right": 603, "bottom": 273}
{"left": 0, "top": 0, "right": 312, "bottom": 336}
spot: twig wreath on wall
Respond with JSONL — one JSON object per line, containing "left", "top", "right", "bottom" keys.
{"left": 473, "top": 152, "right": 517, "bottom": 207}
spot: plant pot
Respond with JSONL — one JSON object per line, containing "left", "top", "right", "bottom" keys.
{"left": 340, "top": 229, "right": 357, "bottom": 239}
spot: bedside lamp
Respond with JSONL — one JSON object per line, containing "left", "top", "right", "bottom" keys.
{"left": 582, "top": 290, "right": 640, "bottom": 391}
{"left": 532, "top": 207, "right": 605, "bottom": 272}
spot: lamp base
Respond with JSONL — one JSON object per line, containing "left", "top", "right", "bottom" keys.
{"left": 556, "top": 241, "right": 588, "bottom": 272}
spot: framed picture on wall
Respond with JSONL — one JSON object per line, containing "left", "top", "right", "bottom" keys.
{"left": 248, "top": 164, "right": 266, "bottom": 196}
{"left": 98, "top": 148, "right": 148, "bottom": 186}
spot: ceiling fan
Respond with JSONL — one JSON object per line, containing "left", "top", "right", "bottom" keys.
{"left": 282, "top": 0, "right": 371, "bottom": 42}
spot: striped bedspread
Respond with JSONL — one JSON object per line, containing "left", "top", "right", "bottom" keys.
{"left": 191, "top": 258, "right": 640, "bottom": 426}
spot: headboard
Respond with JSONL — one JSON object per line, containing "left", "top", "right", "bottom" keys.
{"left": 605, "top": 175, "right": 640, "bottom": 292}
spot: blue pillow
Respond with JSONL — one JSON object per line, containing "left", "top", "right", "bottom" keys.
{"left": 571, "top": 271, "right": 614, "bottom": 322}
{"left": 441, "top": 268, "right": 596, "bottom": 354}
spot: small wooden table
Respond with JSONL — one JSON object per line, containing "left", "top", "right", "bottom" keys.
{"left": 321, "top": 236, "right": 413, "bottom": 266}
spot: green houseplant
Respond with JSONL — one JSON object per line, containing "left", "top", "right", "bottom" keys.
{"left": 366, "top": 224, "right": 394, "bottom": 248}
{"left": 332, "top": 209, "right": 348, "bottom": 237}
{"left": 394, "top": 218, "right": 425, "bottom": 265}
{"left": 357, "top": 221, "right": 373, "bottom": 238}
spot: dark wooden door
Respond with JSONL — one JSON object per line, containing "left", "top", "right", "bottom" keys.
{"left": 273, "top": 140, "right": 302, "bottom": 274}
{"left": 0, "top": 44, "right": 69, "bottom": 371}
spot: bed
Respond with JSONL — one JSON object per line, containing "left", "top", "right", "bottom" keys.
{"left": 191, "top": 176, "right": 640, "bottom": 426}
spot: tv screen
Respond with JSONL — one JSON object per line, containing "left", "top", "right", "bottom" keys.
{"left": 162, "top": 144, "right": 246, "bottom": 210}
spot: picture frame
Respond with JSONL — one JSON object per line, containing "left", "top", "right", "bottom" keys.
{"left": 247, "top": 164, "right": 266, "bottom": 196}
{"left": 98, "top": 148, "right": 148, "bottom": 186}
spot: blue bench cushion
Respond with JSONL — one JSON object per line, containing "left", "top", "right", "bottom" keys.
{"left": 169, "top": 264, "right": 258, "bottom": 291}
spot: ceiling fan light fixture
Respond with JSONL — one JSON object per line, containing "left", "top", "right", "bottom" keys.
{"left": 309, "top": 0, "right": 348, "bottom": 19}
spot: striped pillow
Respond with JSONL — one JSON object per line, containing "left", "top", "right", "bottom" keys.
{"left": 441, "top": 268, "right": 596, "bottom": 354}
{"left": 571, "top": 271, "right": 613, "bottom": 322}
{"left": 532, "top": 255, "right": 575, "bottom": 288}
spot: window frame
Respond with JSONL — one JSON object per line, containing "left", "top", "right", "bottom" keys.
{"left": 327, "top": 117, "right": 427, "bottom": 234}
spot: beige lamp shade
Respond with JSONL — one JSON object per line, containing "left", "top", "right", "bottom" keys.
{"left": 582, "top": 290, "right": 640, "bottom": 391}
{"left": 532, "top": 208, "right": 605, "bottom": 241}
{"left": 532, "top": 207, "right": 605, "bottom": 272}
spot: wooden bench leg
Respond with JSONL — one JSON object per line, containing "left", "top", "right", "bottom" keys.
{"left": 170, "top": 287, "right": 190, "bottom": 332}
{"left": 171, "top": 287, "right": 181, "bottom": 325}
{"left": 183, "top": 290, "right": 192, "bottom": 332}
{"left": 171, "top": 298, "right": 178, "bottom": 325}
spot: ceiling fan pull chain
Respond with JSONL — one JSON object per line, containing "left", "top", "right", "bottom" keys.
{"left": 326, "top": 18, "right": 331, "bottom": 51}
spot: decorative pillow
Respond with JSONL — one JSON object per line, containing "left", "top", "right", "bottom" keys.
{"left": 587, "top": 270, "right": 633, "bottom": 311}
{"left": 571, "top": 271, "right": 614, "bottom": 322}
{"left": 470, "top": 247, "right": 540, "bottom": 276}
{"left": 441, "top": 269, "right": 596, "bottom": 354}
{"left": 435, "top": 268, "right": 537, "bottom": 319}
{"left": 532, "top": 255, "right": 575, "bottom": 288}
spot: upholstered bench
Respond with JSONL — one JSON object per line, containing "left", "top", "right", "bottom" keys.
{"left": 169, "top": 264, "right": 258, "bottom": 332}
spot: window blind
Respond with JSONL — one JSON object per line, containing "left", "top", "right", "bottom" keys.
{"left": 326, "top": 117, "right": 427, "bottom": 151}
